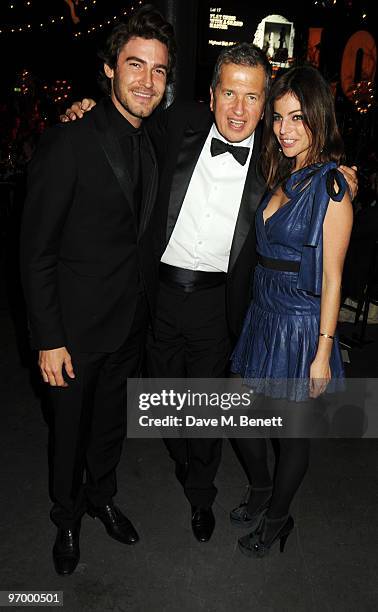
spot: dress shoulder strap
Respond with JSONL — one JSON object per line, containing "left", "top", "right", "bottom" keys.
{"left": 296, "top": 162, "right": 347, "bottom": 295}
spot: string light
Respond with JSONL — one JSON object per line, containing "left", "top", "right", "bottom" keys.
{"left": 14, "top": 68, "right": 35, "bottom": 96}
{"left": 351, "top": 81, "right": 375, "bottom": 114}
{"left": 46, "top": 79, "right": 73, "bottom": 104}
{"left": 73, "top": 0, "right": 144, "bottom": 38}
{"left": 13, "top": 68, "right": 74, "bottom": 111}
{"left": 313, "top": 0, "right": 338, "bottom": 6}
{"left": 0, "top": 0, "right": 122, "bottom": 36}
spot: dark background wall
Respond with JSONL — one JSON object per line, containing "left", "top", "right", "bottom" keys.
{"left": 0, "top": 0, "right": 376, "bottom": 160}
{"left": 0, "top": 0, "right": 376, "bottom": 103}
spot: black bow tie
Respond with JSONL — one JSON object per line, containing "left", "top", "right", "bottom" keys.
{"left": 210, "top": 137, "right": 250, "bottom": 166}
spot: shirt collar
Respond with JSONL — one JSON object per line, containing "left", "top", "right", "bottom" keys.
{"left": 108, "top": 99, "right": 142, "bottom": 137}
{"left": 210, "top": 123, "right": 255, "bottom": 148}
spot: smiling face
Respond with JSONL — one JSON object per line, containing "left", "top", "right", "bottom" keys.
{"left": 209, "top": 62, "right": 266, "bottom": 143}
{"left": 273, "top": 92, "right": 312, "bottom": 169}
{"left": 104, "top": 36, "right": 168, "bottom": 127}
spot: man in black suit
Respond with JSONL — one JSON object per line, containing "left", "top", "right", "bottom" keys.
{"left": 20, "top": 7, "right": 175, "bottom": 575}
{"left": 145, "top": 44, "right": 269, "bottom": 542}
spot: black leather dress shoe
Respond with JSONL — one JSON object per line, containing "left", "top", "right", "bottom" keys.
{"left": 53, "top": 526, "right": 80, "bottom": 576}
{"left": 191, "top": 506, "right": 215, "bottom": 542}
{"left": 87, "top": 503, "right": 139, "bottom": 545}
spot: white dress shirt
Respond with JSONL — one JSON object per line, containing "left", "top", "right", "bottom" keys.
{"left": 160, "top": 124, "right": 255, "bottom": 272}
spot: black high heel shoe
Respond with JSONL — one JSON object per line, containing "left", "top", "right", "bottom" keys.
{"left": 238, "top": 515, "right": 294, "bottom": 558}
{"left": 230, "top": 485, "right": 272, "bottom": 529}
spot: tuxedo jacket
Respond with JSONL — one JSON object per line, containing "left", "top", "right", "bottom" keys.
{"left": 147, "top": 101, "right": 267, "bottom": 340}
{"left": 20, "top": 97, "right": 158, "bottom": 352}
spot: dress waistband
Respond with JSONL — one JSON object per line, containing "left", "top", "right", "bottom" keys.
{"left": 258, "top": 255, "right": 300, "bottom": 272}
{"left": 159, "top": 263, "right": 226, "bottom": 292}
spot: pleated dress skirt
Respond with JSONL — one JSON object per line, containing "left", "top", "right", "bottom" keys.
{"left": 231, "top": 264, "right": 345, "bottom": 401}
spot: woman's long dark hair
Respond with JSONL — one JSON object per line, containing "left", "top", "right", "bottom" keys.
{"left": 261, "top": 65, "right": 344, "bottom": 189}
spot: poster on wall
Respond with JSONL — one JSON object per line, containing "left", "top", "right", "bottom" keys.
{"left": 253, "top": 14, "right": 295, "bottom": 68}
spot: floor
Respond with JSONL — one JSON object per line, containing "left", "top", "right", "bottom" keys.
{"left": 0, "top": 253, "right": 377, "bottom": 612}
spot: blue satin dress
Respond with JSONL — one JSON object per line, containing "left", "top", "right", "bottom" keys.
{"left": 231, "top": 162, "right": 347, "bottom": 401}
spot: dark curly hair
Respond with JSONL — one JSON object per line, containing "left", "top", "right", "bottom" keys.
{"left": 98, "top": 4, "right": 176, "bottom": 94}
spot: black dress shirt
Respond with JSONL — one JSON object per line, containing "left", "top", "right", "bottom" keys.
{"left": 107, "top": 101, "right": 143, "bottom": 216}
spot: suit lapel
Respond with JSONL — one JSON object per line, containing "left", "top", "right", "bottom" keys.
{"left": 228, "top": 124, "right": 266, "bottom": 272}
{"left": 166, "top": 127, "right": 210, "bottom": 243}
{"left": 92, "top": 99, "right": 136, "bottom": 221}
{"left": 92, "top": 98, "right": 158, "bottom": 237}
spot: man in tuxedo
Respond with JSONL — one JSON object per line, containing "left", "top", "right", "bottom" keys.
{"left": 20, "top": 7, "right": 175, "bottom": 575}
{"left": 145, "top": 44, "right": 270, "bottom": 543}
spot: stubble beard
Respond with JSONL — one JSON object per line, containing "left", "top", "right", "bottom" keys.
{"left": 113, "top": 76, "right": 159, "bottom": 121}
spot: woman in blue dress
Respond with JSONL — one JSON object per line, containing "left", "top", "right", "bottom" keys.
{"left": 230, "top": 65, "right": 353, "bottom": 557}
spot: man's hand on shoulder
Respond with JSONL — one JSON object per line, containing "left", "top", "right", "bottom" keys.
{"left": 60, "top": 98, "right": 97, "bottom": 123}
{"left": 339, "top": 165, "right": 358, "bottom": 201}
{"left": 39, "top": 347, "right": 75, "bottom": 387}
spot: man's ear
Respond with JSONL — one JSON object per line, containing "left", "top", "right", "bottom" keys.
{"left": 104, "top": 63, "right": 114, "bottom": 80}
{"left": 209, "top": 87, "right": 214, "bottom": 112}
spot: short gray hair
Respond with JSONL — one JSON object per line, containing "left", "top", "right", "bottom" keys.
{"left": 211, "top": 42, "right": 271, "bottom": 95}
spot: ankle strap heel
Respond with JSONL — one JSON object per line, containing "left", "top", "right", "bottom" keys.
{"left": 238, "top": 515, "right": 294, "bottom": 558}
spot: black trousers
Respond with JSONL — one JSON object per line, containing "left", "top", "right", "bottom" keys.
{"left": 49, "top": 294, "right": 148, "bottom": 529}
{"left": 146, "top": 280, "right": 232, "bottom": 508}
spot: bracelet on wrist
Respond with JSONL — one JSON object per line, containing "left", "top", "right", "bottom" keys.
{"left": 319, "top": 332, "right": 334, "bottom": 340}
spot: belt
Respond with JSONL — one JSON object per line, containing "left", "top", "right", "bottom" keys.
{"left": 258, "top": 255, "right": 300, "bottom": 272}
{"left": 159, "top": 263, "right": 226, "bottom": 292}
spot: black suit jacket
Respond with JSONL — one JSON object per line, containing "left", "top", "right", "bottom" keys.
{"left": 21, "top": 97, "right": 158, "bottom": 352}
{"left": 147, "top": 101, "right": 267, "bottom": 340}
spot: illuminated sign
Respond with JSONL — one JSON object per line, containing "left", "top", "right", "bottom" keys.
{"left": 205, "top": 4, "right": 250, "bottom": 51}
{"left": 209, "top": 8, "right": 244, "bottom": 31}
{"left": 202, "top": 4, "right": 295, "bottom": 69}
{"left": 341, "top": 31, "right": 376, "bottom": 99}
{"left": 341, "top": 30, "right": 376, "bottom": 113}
